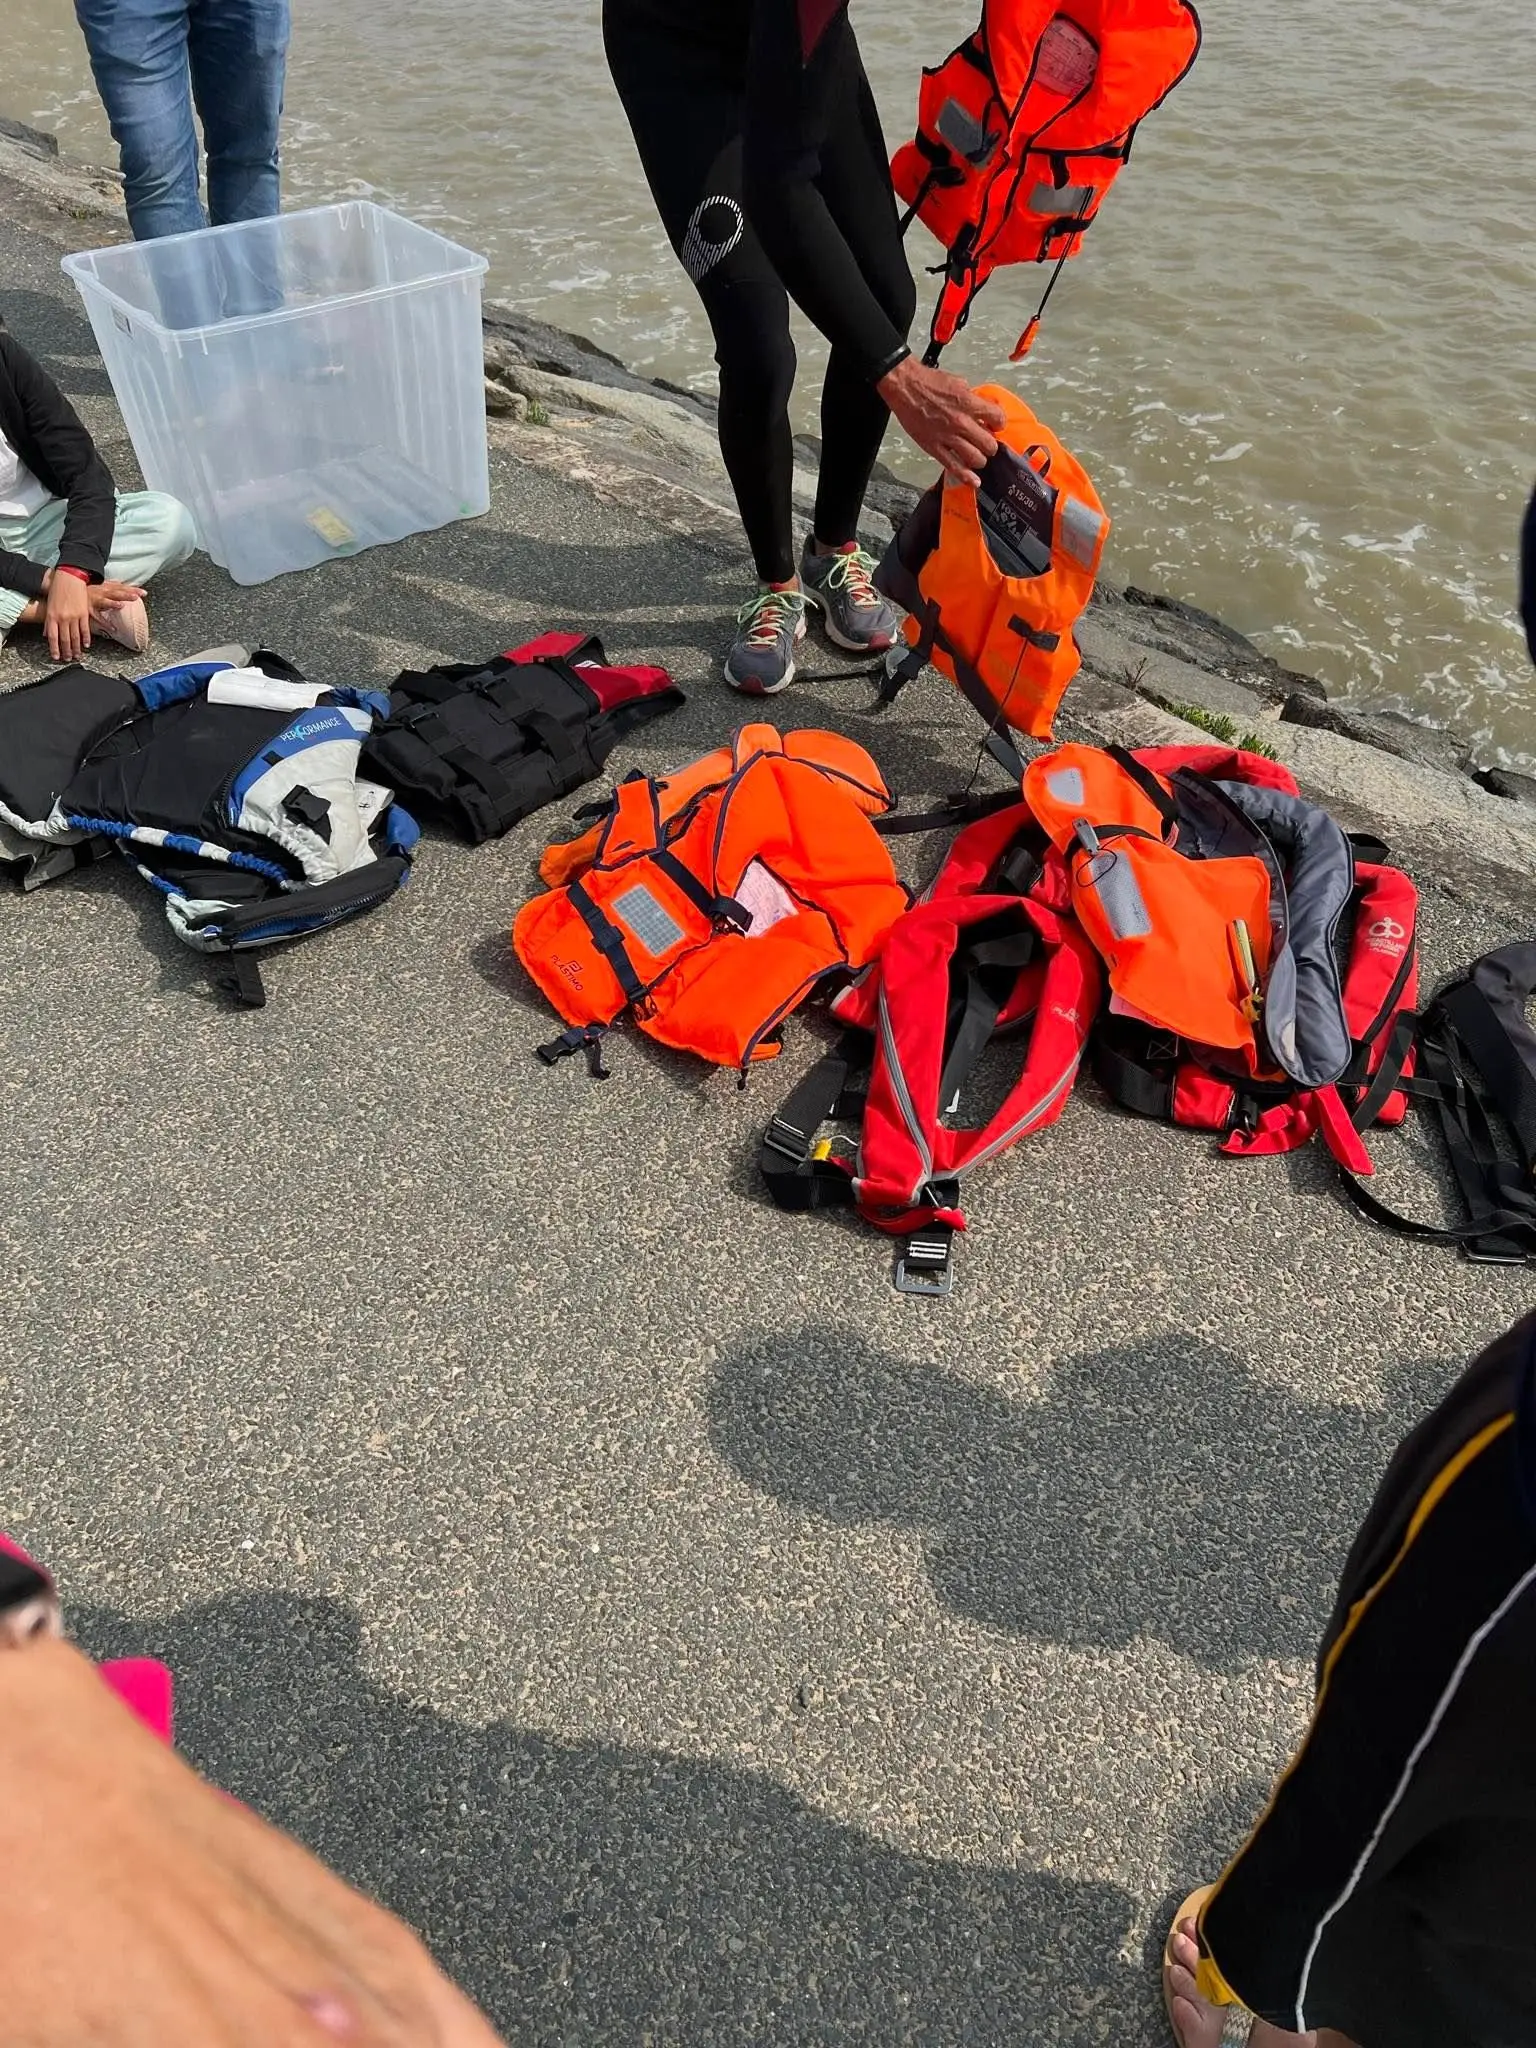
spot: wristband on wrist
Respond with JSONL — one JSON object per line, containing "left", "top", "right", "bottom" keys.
{"left": 53, "top": 564, "right": 92, "bottom": 585}
{"left": 0, "top": 1544, "right": 60, "bottom": 1650}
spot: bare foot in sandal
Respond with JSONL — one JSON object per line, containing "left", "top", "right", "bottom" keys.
{"left": 1163, "top": 1897, "right": 1340, "bottom": 2048}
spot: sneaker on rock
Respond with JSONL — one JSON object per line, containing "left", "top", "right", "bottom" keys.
{"left": 724, "top": 584, "right": 808, "bottom": 696}
{"left": 799, "top": 539, "right": 900, "bottom": 654}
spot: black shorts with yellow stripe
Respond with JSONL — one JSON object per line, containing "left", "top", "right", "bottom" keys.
{"left": 1197, "top": 1309, "right": 1536, "bottom": 2045}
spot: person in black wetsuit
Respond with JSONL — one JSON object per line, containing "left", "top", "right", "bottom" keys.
{"left": 604, "top": 0, "right": 1006, "bottom": 694}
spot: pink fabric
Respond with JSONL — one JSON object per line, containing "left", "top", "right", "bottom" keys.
{"left": 0, "top": 1531, "right": 50, "bottom": 1581}
{"left": 99, "top": 1659, "right": 176, "bottom": 1743}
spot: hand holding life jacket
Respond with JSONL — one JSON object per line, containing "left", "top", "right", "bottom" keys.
{"left": 876, "top": 386, "right": 1107, "bottom": 753}
{"left": 894, "top": 0, "right": 1202, "bottom": 361}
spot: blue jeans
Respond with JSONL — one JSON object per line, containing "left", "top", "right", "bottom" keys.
{"left": 73, "top": 0, "right": 291, "bottom": 240}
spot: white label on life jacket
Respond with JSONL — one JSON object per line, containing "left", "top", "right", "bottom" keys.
{"left": 1045, "top": 765, "right": 1086, "bottom": 807}
{"left": 208, "top": 668, "right": 325, "bottom": 712}
{"left": 733, "top": 859, "right": 798, "bottom": 936}
{"left": 1029, "top": 180, "right": 1097, "bottom": 217}
{"left": 1036, "top": 17, "right": 1098, "bottom": 98}
{"left": 612, "top": 883, "right": 687, "bottom": 959}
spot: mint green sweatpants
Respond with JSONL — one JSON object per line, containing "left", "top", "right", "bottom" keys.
{"left": 0, "top": 490, "right": 197, "bottom": 635}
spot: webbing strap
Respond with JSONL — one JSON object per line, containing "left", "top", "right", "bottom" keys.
{"left": 651, "top": 847, "right": 736, "bottom": 930}
{"left": 391, "top": 667, "right": 477, "bottom": 705}
{"left": 1335, "top": 1015, "right": 1536, "bottom": 1261}
{"left": 936, "top": 927, "right": 1038, "bottom": 1124}
{"left": 759, "top": 1032, "right": 868, "bottom": 1213}
{"left": 1105, "top": 747, "right": 1179, "bottom": 838}
{"left": 875, "top": 788, "right": 1021, "bottom": 837}
{"left": 516, "top": 707, "right": 580, "bottom": 771}
{"left": 566, "top": 881, "right": 644, "bottom": 1006}
{"left": 1092, "top": 1032, "right": 1176, "bottom": 1120}
{"left": 877, "top": 601, "right": 1026, "bottom": 782}
{"left": 1349, "top": 1009, "right": 1418, "bottom": 1131}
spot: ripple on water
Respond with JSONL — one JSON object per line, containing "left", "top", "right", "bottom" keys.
{"left": 3, "top": 0, "right": 1532, "bottom": 760}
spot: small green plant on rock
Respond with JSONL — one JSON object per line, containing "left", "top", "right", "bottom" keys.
{"left": 525, "top": 398, "right": 551, "bottom": 428}
{"left": 1169, "top": 701, "right": 1278, "bottom": 760}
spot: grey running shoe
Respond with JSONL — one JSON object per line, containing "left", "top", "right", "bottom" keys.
{"left": 724, "top": 584, "right": 808, "bottom": 695}
{"left": 800, "top": 540, "right": 901, "bottom": 653}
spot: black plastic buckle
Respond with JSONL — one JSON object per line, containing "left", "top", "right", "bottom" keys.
{"left": 893, "top": 1224, "right": 956, "bottom": 1299}
{"left": 535, "top": 1025, "right": 610, "bottom": 1080}
{"left": 878, "top": 646, "right": 923, "bottom": 706}
{"left": 762, "top": 1114, "right": 810, "bottom": 1168}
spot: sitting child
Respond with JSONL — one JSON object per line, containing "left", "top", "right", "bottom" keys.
{"left": 0, "top": 322, "right": 196, "bottom": 661}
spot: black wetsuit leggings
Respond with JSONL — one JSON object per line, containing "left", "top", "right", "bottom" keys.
{"left": 603, "top": 12, "right": 916, "bottom": 585}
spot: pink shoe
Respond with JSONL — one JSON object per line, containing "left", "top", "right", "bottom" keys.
{"left": 94, "top": 596, "right": 150, "bottom": 655}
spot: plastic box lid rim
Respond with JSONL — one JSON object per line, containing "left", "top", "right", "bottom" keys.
{"left": 61, "top": 199, "right": 489, "bottom": 340}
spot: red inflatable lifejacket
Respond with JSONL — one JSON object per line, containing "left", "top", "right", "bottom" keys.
{"left": 759, "top": 803, "right": 1100, "bottom": 1294}
{"left": 892, "top": 0, "right": 1202, "bottom": 360}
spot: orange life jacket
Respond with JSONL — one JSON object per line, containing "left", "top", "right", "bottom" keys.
{"left": 513, "top": 725, "right": 908, "bottom": 1074}
{"left": 1023, "top": 741, "right": 1284, "bottom": 1064}
{"left": 875, "top": 385, "right": 1107, "bottom": 750}
{"left": 893, "top": 0, "right": 1202, "bottom": 360}
{"left": 536, "top": 724, "right": 891, "bottom": 887}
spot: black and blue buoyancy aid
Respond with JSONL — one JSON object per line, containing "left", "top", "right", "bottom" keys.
{"left": 0, "top": 652, "right": 419, "bottom": 1007}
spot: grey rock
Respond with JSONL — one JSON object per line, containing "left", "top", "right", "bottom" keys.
{"left": 1268, "top": 665, "right": 1328, "bottom": 704}
{"left": 1279, "top": 692, "right": 1468, "bottom": 775}
{"left": 483, "top": 304, "right": 716, "bottom": 425}
{"left": 1121, "top": 585, "right": 1267, "bottom": 665}
{"left": 0, "top": 117, "right": 59, "bottom": 160}
{"left": 1106, "top": 588, "right": 1328, "bottom": 705}
{"left": 483, "top": 377, "right": 530, "bottom": 424}
{"left": 1472, "top": 765, "right": 1536, "bottom": 808}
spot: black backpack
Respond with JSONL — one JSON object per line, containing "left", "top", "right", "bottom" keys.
{"left": 1338, "top": 943, "right": 1536, "bottom": 1263}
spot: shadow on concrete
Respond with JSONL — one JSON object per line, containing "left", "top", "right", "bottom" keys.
{"left": 73, "top": 1589, "right": 1147, "bottom": 2047}
{"left": 1, "top": 285, "right": 117, "bottom": 397}
{"left": 707, "top": 1326, "right": 1449, "bottom": 1669}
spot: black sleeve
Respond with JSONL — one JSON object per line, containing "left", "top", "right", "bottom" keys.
{"left": 740, "top": 0, "right": 909, "bottom": 384}
{"left": 0, "top": 334, "right": 116, "bottom": 587}
{"left": 1520, "top": 480, "right": 1536, "bottom": 671}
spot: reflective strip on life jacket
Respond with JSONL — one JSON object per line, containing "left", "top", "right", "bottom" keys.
{"left": 1024, "top": 742, "right": 1275, "bottom": 1058}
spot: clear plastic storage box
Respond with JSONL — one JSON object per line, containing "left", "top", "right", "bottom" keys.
{"left": 64, "top": 203, "right": 490, "bottom": 585}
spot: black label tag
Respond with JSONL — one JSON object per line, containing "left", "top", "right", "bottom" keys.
{"left": 978, "top": 445, "right": 1055, "bottom": 579}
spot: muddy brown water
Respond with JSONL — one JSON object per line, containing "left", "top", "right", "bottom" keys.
{"left": 6, "top": 0, "right": 1534, "bottom": 760}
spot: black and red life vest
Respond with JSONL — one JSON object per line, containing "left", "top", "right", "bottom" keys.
{"left": 363, "top": 632, "right": 684, "bottom": 846}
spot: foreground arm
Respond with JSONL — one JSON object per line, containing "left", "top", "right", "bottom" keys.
{"left": 0, "top": 1632, "right": 504, "bottom": 2046}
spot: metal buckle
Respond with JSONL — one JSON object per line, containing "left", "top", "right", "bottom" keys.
{"left": 893, "top": 1227, "right": 956, "bottom": 1299}
{"left": 762, "top": 1115, "right": 809, "bottom": 1167}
